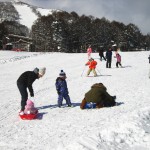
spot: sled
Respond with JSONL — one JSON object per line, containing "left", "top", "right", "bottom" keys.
{"left": 84, "top": 103, "right": 96, "bottom": 109}
{"left": 19, "top": 111, "right": 38, "bottom": 120}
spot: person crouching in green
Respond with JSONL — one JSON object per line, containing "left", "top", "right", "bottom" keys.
{"left": 80, "top": 83, "right": 116, "bottom": 109}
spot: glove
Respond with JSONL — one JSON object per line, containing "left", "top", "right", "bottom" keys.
{"left": 112, "top": 96, "right": 116, "bottom": 100}
{"left": 30, "top": 92, "right": 34, "bottom": 97}
{"left": 57, "top": 91, "right": 61, "bottom": 95}
{"left": 30, "top": 97, "right": 35, "bottom": 102}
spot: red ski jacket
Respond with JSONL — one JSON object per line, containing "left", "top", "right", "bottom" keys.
{"left": 86, "top": 60, "right": 97, "bottom": 69}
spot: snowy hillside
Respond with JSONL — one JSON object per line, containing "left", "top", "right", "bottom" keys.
{"left": 0, "top": 51, "right": 150, "bottom": 150}
{"left": 0, "top": 0, "right": 59, "bottom": 29}
{"left": 13, "top": 1, "right": 58, "bottom": 29}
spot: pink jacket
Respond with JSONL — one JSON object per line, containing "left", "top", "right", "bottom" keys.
{"left": 116, "top": 53, "right": 121, "bottom": 62}
{"left": 24, "top": 100, "right": 38, "bottom": 114}
{"left": 87, "top": 47, "right": 92, "bottom": 54}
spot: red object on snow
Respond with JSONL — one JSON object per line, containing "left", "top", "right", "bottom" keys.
{"left": 19, "top": 111, "right": 38, "bottom": 120}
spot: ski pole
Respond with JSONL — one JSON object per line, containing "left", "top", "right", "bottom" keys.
{"left": 96, "top": 68, "right": 101, "bottom": 75}
{"left": 81, "top": 66, "right": 86, "bottom": 77}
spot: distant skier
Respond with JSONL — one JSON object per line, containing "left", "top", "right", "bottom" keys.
{"left": 17, "top": 67, "right": 46, "bottom": 115}
{"left": 80, "top": 83, "right": 116, "bottom": 109}
{"left": 85, "top": 58, "right": 97, "bottom": 77}
{"left": 106, "top": 47, "right": 112, "bottom": 68}
{"left": 87, "top": 45, "right": 92, "bottom": 59}
{"left": 98, "top": 47, "right": 106, "bottom": 61}
{"left": 115, "top": 50, "right": 122, "bottom": 68}
{"left": 55, "top": 70, "right": 73, "bottom": 108}
{"left": 148, "top": 55, "right": 150, "bottom": 78}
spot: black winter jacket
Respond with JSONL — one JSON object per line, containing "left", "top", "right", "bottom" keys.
{"left": 17, "top": 71, "right": 38, "bottom": 96}
{"left": 99, "top": 49, "right": 105, "bottom": 57}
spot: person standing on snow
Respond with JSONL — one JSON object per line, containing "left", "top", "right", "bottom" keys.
{"left": 106, "top": 47, "right": 112, "bottom": 68}
{"left": 55, "top": 70, "right": 73, "bottom": 108}
{"left": 87, "top": 45, "right": 92, "bottom": 59}
{"left": 98, "top": 47, "right": 106, "bottom": 61}
{"left": 115, "top": 50, "right": 122, "bottom": 68}
{"left": 85, "top": 58, "right": 97, "bottom": 77}
{"left": 148, "top": 55, "right": 150, "bottom": 78}
{"left": 17, "top": 67, "right": 46, "bottom": 115}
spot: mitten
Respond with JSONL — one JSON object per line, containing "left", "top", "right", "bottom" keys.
{"left": 112, "top": 96, "right": 116, "bottom": 100}
{"left": 30, "top": 92, "right": 34, "bottom": 97}
{"left": 57, "top": 91, "right": 60, "bottom": 95}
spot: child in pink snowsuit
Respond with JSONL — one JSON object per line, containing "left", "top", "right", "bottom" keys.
{"left": 24, "top": 100, "right": 38, "bottom": 114}
{"left": 115, "top": 52, "right": 122, "bottom": 68}
{"left": 87, "top": 45, "right": 92, "bottom": 59}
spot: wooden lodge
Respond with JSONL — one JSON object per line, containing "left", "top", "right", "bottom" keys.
{"left": 4, "top": 34, "right": 32, "bottom": 51}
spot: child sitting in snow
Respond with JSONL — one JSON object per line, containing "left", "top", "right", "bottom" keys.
{"left": 55, "top": 70, "right": 73, "bottom": 108}
{"left": 23, "top": 99, "right": 38, "bottom": 115}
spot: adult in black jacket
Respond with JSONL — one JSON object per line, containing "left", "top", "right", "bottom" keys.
{"left": 98, "top": 47, "right": 106, "bottom": 61}
{"left": 106, "top": 48, "right": 112, "bottom": 68}
{"left": 17, "top": 67, "right": 46, "bottom": 112}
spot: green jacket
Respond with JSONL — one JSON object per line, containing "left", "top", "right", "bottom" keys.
{"left": 85, "top": 83, "right": 115, "bottom": 106}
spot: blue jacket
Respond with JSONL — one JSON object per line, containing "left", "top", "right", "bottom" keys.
{"left": 55, "top": 77, "right": 69, "bottom": 95}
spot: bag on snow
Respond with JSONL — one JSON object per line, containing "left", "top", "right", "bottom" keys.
{"left": 84, "top": 102, "right": 96, "bottom": 109}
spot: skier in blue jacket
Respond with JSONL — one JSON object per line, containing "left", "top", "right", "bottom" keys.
{"left": 55, "top": 70, "right": 73, "bottom": 107}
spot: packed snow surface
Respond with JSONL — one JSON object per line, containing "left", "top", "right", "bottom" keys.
{"left": 0, "top": 51, "right": 150, "bottom": 150}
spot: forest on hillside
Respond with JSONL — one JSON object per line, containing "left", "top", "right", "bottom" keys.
{"left": 0, "top": 2, "right": 150, "bottom": 52}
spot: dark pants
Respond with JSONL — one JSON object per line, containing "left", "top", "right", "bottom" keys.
{"left": 58, "top": 94, "right": 72, "bottom": 107}
{"left": 17, "top": 82, "right": 28, "bottom": 111}
{"left": 116, "top": 62, "right": 122, "bottom": 67}
{"left": 106, "top": 60, "right": 111, "bottom": 68}
{"left": 100, "top": 55, "right": 106, "bottom": 61}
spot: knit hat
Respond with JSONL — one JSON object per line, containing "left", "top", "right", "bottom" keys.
{"left": 26, "top": 100, "right": 34, "bottom": 106}
{"left": 25, "top": 100, "right": 34, "bottom": 110}
{"left": 59, "top": 70, "right": 66, "bottom": 77}
{"left": 39, "top": 67, "right": 46, "bottom": 76}
{"left": 89, "top": 58, "right": 94, "bottom": 61}
{"left": 33, "top": 67, "right": 39, "bottom": 74}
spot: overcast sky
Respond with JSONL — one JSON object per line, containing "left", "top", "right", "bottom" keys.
{"left": 1, "top": 0, "right": 150, "bottom": 35}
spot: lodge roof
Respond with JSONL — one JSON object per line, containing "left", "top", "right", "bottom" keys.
{"left": 8, "top": 34, "right": 32, "bottom": 41}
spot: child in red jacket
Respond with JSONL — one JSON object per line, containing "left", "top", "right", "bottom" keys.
{"left": 85, "top": 58, "right": 97, "bottom": 77}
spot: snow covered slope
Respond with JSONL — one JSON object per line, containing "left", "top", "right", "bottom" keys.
{"left": 0, "top": 51, "right": 150, "bottom": 150}
{"left": 12, "top": 1, "right": 58, "bottom": 29}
